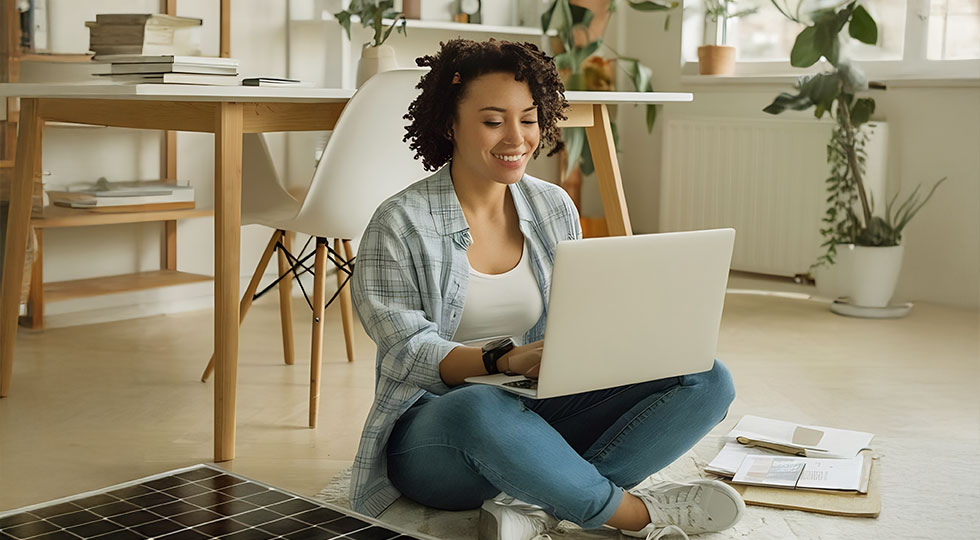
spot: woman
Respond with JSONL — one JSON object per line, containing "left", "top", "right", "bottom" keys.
{"left": 350, "top": 39, "right": 743, "bottom": 539}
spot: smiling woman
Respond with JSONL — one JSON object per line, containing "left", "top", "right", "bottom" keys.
{"left": 347, "top": 38, "right": 743, "bottom": 539}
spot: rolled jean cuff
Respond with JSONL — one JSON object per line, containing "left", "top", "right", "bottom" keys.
{"left": 577, "top": 485, "right": 625, "bottom": 530}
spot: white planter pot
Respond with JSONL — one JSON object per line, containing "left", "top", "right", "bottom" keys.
{"left": 356, "top": 44, "right": 398, "bottom": 87}
{"left": 847, "top": 244, "right": 905, "bottom": 308}
{"left": 814, "top": 244, "right": 905, "bottom": 308}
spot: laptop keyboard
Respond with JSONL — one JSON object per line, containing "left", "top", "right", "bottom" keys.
{"left": 503, "top": 379, "right": 538, "bottom": 390}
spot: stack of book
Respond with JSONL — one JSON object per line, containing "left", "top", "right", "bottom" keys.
{"left": 46, "top": 180, "right": 195, "bottom": 213}
{"left": 86, "top": 13, "right": 202, "bottom": 57}
{"left": 93, "top": 55, "right": 241, "bottom": 86}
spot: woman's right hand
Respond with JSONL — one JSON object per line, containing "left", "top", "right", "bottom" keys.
{"left": 499, "top": 340, "right": 543, "bottom": 378}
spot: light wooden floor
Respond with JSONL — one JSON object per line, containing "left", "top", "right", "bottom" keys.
{"left": 0, "top": 281, "right": 977, "bottom": 518}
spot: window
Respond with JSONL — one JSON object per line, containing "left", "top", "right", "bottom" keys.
{"left": 928, "top": 0, "right": 980, "bottom": 60}
{"left": 681, "top": 0, "right": 980, "bottom": 79}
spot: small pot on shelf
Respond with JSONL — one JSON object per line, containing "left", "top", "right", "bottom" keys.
{"left": 698, "top": 45, "right": 735, "bottom": 76}
{"left": 356, "top": 44, "right": 398, "bottom": 87}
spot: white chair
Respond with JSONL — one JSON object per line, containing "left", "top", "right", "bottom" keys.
{"left": 201, "top": 68, "right": 431, "bottom": 428}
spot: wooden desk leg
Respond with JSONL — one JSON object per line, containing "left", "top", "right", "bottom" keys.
{"left": 0, "top": 98, "right": 40, "bottom": 397}
{"left": 213, "top": 102, "right": 243, "bottom": 461}
{"left": 585, "top": 103, "right": 633, "bottom": 237}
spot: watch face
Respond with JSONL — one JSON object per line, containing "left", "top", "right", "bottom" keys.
{"left": 461, "top": 0, "right": 480, "bottom": 15}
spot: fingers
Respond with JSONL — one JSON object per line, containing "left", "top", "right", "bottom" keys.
{"left": 525, "top": 363, "right": 541, "bottom": 379}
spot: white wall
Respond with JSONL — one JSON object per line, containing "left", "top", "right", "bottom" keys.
{"left": 604, "top": 6, "right": 980, "bottom": 308}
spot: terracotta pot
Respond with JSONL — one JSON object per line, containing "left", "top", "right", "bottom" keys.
{"left": 356, "top": 44, "right": 398, "bottom": 87}
{"left": 402, "top": 0, "right": 421, "bottom": 19}
{"left": 698, "top": 45, "right": 735, "bottom": 76}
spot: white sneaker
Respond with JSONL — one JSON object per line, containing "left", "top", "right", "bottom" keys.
{"left": 478, "top": 493, "right": 559, "bottom": 540}
{"left": 621, "top": 479, "right": 745, "bottom": 538}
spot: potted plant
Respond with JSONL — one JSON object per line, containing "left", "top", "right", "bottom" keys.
{"left": 334, "top": 0, "right": 408, "bottom": 86}
{"left": 541, "top": 0, "right": 678, "bottom": 234}
{"left": 763, "top": 0, "right": 945, "bottom": 311}
{"left": 698, "top": 0, "right": 758, "bottom": 75}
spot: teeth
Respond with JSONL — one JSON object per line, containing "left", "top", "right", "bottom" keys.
{"left": 493, "top": 153, "right": 524, "bottom": 162}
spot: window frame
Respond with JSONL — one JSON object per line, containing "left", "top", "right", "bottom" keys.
{"left": 681, "top": 0, "right": 980, "bottom": 83}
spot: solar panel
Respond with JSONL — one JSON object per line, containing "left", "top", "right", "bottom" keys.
{"left": 0, "top": 465, "right": 436, "bottom": 540}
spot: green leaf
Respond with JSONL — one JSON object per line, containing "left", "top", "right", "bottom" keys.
{"left": 336, "top": 10, "right": 353, "bottom": 40}
{"left": 790, "top": 26, "right": 822, "bottom": 67}
{"left": 573, "top": 39, "right": 601, "bottom": 67}
{"left": 763, "top": 91, "right": 813, "bottom": 115}
{"left": 580, "top": 140, "right": 595, "bottom": 175}
{"left": 849, "top": 5, "right": 878, "bottom": 45}
{"left": 553, "top": 51, "right": 577, "bottom": 72}
{"left": 646, "top": 103, "right": 657, "bottom": 132}
{"left": 625, "top": 0, "right": 678, "bottom": 12}
{"left": 566, "top": 71, "right": 586, "bottom": 91}
{"left": 850, "top": 97, "right": 875, "bottom": 127}
{"left": 563, "top": 127, "right": 586, "bottom": 173}
{"left": 541, "top": 1, "right": 557, "bottom": 33}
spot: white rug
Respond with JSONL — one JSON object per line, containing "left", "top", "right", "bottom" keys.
{"left": 315, "top": 434, "right": 980, "bottom": 540}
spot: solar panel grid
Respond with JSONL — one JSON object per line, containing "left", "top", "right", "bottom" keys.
{"left": 0, "top": 466, "right": 421, "bottom": 540}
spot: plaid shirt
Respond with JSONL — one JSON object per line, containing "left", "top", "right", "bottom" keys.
{"left": 349, "top": 164, "right": 582, "bottom": 516}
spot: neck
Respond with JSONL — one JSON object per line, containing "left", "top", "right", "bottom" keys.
{"left": 450, "top": 159, "right": 514, "bottom": 221}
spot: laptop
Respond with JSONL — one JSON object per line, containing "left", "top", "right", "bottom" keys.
{"left": 464, "top": 228, "right": 736, "bottom": 399}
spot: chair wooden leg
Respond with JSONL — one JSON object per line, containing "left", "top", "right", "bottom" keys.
{"left": 309, "top": 238, "right": 328, "bottom": 428}
{"left": 201, "top": 229, "right": 282, "bottom": 382}
{"left": 278, "top": 231, "right": 295, "bottom": 366}
{"left": 336, "top": 238, "right": 355, "bottom": 363}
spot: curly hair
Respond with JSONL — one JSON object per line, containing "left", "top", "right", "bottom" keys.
{"left": 403, "top": 38, "right": 568, "bottom": 172}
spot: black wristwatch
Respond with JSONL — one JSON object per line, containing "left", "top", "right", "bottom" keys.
{"left": 481, "top": 337, "right": 515, "bottom": 375}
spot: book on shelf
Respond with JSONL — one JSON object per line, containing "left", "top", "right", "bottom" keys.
{"left": 46, "top": 180, "right": 195, "bottom": 210}
{"left": 92, "top": 55, "right": 239, "bottom": 66}
{"left": 86, "top": 13, "right": 203, "bottom": 57}
{"left": 705, "top": 415, "right": 875, "bottom": 494}
{"left": 95, "top": 73, "right": 241, "bottom": 86}
{"left": 107, "top": 62, "right": 239, "bottom": 75}
{"left": 241, "top": 77, "right": 312, "bottom": 87}
{"left": 92, "top": 55, "right": 240, "bottom": 84}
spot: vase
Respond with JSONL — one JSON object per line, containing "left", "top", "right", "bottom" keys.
{"left": 847, "top": 244, "right": 905, "bottom": 308}
{"left": 698, "top": 45, "right": 735, "bottom": 76}
{"left": 402, "top": 0, "right": 421, "bottom": 19}
{"left": 356, "top": 44, "right": 398, "bottom": 87}
{"left": 815, "top": 244, "right": 905, "bottom": 308}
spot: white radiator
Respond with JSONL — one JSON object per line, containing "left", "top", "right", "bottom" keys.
{"left": 659, "top": 116, "right": 887, "bottom": 277}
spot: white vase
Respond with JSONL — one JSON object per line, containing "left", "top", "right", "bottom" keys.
{"left": 847, "top": 244, "right": 905, "bottom": 308}
{"left": 356, "top": 44, "right": 398, "bottom": 87}
{"left": 813, "top": 244, "right": 905, "bottom": 308}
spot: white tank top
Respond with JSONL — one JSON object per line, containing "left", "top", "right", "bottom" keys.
{"left": 451, "top": 242, "right": 544, "bottom": 346}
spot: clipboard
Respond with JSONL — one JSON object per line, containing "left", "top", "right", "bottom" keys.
{"left": 728, "top": 453, "right": 881, "bottom": 518}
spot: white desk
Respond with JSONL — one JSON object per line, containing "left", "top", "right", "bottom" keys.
{"left": 0, "top": 83, "right": 692, "bottom": 462}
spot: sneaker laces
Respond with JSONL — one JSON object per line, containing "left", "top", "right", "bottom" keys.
{"left": 644, "top": 524, "right": 688, "bottom": 540}
{"left": 637, "top": 482, "right": 706, "bottom": 531}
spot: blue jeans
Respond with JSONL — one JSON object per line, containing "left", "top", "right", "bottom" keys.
{"left": 386, "top": 359, "right": 735, "bottom": 529}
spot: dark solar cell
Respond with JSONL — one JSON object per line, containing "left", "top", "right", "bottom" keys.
{"left": 0, "top": 466, "right": 431, "bottom": 540}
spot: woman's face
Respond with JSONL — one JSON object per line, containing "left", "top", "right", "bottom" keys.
{"left": 451, "top": 72, "right": 541, "bottom": 187}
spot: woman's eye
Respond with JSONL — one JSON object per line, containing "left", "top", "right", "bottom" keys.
{"left": 522, "top": 120, "right": 538, "bottom": 125}
{"left": 483, "top": 122, "right": 502, "bottom": 127}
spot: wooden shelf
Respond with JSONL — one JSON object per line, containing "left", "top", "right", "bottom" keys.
{"left": 300, "top": 16, "right": 556, "bottom": 36}
{"left": 44, "top": 269, "right": 212, "bottom": 303}
{"left": 31, "top": 206, "right": 212, "bottom": 228}
{"left": 16, "top": 53, "right": 94, "bottom": 63}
